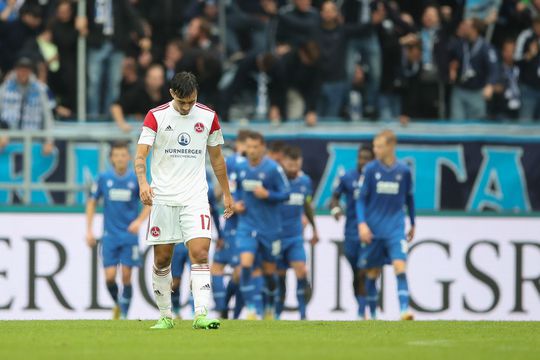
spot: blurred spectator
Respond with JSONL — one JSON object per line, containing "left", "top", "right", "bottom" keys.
{"left": 399, "top": 39, "right": 441, "bottom": 124}
{"left": 316, "top": 0, "right": 383, "bottom": 119}
{"left": 162, "top": 39, "right": 185, "bottom": 82}
{"left": 492, "top": 38, "right": 520, "bottom": 120}
{"left": 185, "top": 16, "right": 219, "bottom": 51}
{"left": 50, "top": 0, "right": 80, "bottom": 117}
{"left": 449, "top": 18, "right": 498, "bottom": 120}
{"left": 111, "top": 64, "right": 167, "bottom": 132}
{"left": 274, "top": 41, "right": 321, "bottom": 126}
{"left": 135, "top": 0, "right": 189, "bottom": 60}
{"left": 0, "top": 0, "right": 20, "bottom": 22}
{"left": 79, "top": 0, "right": 150, "bottom": 118}
{"left": 119, "top": 57, "right": 141, "bottom": 98}
{"left": 226, "top": 0, "right": 278, "bottom": 56}
{"left": 0, "top": 3, "right": 43, "bottom": 75}
{"left": 0, "top": 57, "right": 55, "bottom": 154}
{"left": 220, "top": 51, "right": 282, "bottom": 122}
{"left": 341, "top": 0, "right": 384, "bottom": 119}
{"left": 515, "top": 15, "right": 540, "bottom": 121}
{"left": 275, "top": 0, "right": 320, "bottom": 49}
{"left": 20, "top": 24, "right": 59, "bottom": 83}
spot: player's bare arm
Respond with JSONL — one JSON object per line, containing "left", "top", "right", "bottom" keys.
{"left": 128, "top": 205, "right": 151, "bottom": 234}
{"left": 304, "top": 196, "right": 319, "bottom": 245}
{"left": 359, "top": 222, "right": 373, "bottom": 244}
{"left": 85, "top": 197, "right": 97, "bottom": 247}
{"left": 207, "top": 145, "right": 234, "bottom": 219}
{"left": 407, "top": 225, "right": 415, "bottom": 243}
{"left": 135, "top": 144, "right": 154, "bottom": 206}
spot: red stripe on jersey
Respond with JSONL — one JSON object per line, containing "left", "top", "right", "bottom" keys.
{"left": 210, "top": 113, "right": 221, "bottom": 134}
{"left": 143, "top": 111, "right": 158, "bottom": 132}
{"left": 150, "top": 102, "right": 170, "bottom": 112}
{"left": 195, "top": 103, "right": 214, "bottom": 112}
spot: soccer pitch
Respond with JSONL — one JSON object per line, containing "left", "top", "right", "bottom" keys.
{"left": 1, "top": 321, "right": 538, "bottom": 360}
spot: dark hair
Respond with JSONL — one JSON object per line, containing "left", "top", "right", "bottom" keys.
{"left": 170, "top": 71, "right": 198, "bottom": 98}
{"left": 359, "top": 144, "right": 374, "bottom": 157}
{"left": 268, "top": 140, "right": 286, "bottom": 153}
{"left": 247, "top": 131, "right": 265, "bottom": 144}
{"left": 236, "top": 129, "right": 252, "bottom": 142}
{"left": 110, "top": 141, "right": 130, "bottom": 156}
{"left": 470, "top": 18, "right": 485, "bottom": 35}
{"left": 283, "top": 146, "right": 302, "bottom": 160}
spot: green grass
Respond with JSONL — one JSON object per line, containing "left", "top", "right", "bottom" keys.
{"left": 0, "top": 321, "right": 539, "bottom": 360}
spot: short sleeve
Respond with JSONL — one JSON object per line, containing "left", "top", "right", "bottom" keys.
{"left": 89, "top": 175, "right": 103, "bottom": 200}
{"left": 138, "top": 111, "right": 157, "bottom": 146}
{"left": 207, "top": 113, "right": 224, "bottom": 147}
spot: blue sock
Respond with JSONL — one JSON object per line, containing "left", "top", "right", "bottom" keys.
{"left": 396, "top": 273, "right": 409, "bottom": 313}
{"left": 119, "top": 285, "right": 132, "bottom": 318}
{"left": 366, "top": 277, "right": 378, "bottom": 319}
{"left": 254, "top": 275, "right": 264, "bottom": 316}
{"left": 106, "top": 282, "right": 118, "bottom": 304}
{"left": 171, "top": 286, "right": 180, "bottom": 315}
{"left": 212, "top": 275, "right": 226, "bottom": 311}
{"left": 276, "top": 275, "right": 286, "bottom": 318}
{"left": 356, "top": 295, "right": 367, "bottom": 318}
{"left": 225, "top": 280, "right": 238, "bottom": 309}
{"left": 240, "top": 267, "right": 255, "bottom": 309}
{"left": 296, "top": 278, "right": 308, "bottom": 320}
{"left": 263, "top": 274, "right": 277, "bottom": 313}
{"left": 233, "top": 289, "right": 244, "bottom": 319}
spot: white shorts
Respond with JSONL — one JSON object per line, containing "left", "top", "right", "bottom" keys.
{"left": 146, "top": 203, "right": 212, "bottom": 245}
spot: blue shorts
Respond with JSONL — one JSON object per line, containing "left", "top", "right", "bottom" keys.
{"left": 101, "top": 237, "right": 140, "bottom": 268}
{"left": 171, "top": 243, "right": 190, "bottom": 278}
{"left": 359, "top": 235, "right": 406, "bottom": 269}
{"left": 213, "top": 231, "right": 239, "bottom": 267}
{"left": 236, "top": 229, "right": 280, "bottom": 263}
{"left": 343, "top": 237, "right": 362, "bottom": 271}
{"left": 277, "top": 236, "right": 306, "bottom": 270}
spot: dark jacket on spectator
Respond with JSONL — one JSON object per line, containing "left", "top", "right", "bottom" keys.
{"left": 275, "top": 5, "right": 320, "bottom": 48}
{"left": 85, "top": 0, "right": 145, "bottom": 52}
{"left": 451, "top": 37, "right": 499, "bottom": 90}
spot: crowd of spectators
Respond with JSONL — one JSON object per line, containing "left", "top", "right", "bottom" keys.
{"left": 2, "top": 0, "right": 540, "bottom": 132}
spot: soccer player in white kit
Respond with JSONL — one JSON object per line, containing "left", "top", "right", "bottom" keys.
{"left": 135, "top": 72, "right": 233, "bottom": 329}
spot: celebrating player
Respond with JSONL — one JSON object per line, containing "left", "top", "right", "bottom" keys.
{"left": 86, "top": 141, "right": 150, "bottom": 320}
{"left": 357, "top": 129, "right": 416, "bottom": 320}
{"left": 135, "top": 71, "right": 233, "bottom": 330}
{"left": 211, "top": 130, "right": 250, "bottom": 319}
{"left": 330, "top": 144, "right": 374, "bottom": 319}
{"left": 276, "top": 146, "right": 318, "bottom": 320}
{"left": 235, "top": 131, "right": 290, "bottom": 320}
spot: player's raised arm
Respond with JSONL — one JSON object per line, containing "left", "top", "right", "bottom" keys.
{"left": 135, "top": 144, "right": 153, "bottom": 205}
{"left": 207, "top": 145, "right": 234, "bottom": 219}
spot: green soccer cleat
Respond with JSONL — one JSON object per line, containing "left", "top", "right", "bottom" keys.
{"left": 192, "top": 314, "right": 220, "bottom": 330}
{"left": 150, "top": 317, "right": 175, "bottom": 329}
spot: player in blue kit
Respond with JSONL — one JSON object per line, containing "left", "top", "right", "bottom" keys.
{"left": 172, "top": 175, "right": 223, "bottom": 318}
{"left": 330, "top": 144, "right": 374, "bottom": 319}
{"left": 234, "top": 131, "right": 290, "bottom": 320}
{"left": 211, "top": 130, "right": 250, "bottom": 319}
{"left": 357, "top": 130, "right": 416, "bottom": 320}
{"left": 276, "top": 146, "right": 319, "bottom": 320}
{"left": 86, "top": 141, "right": 150, "bottom": 319}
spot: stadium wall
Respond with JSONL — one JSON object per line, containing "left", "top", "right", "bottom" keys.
{"left": 2, "top": 125, "right": 539, "bottom": 212}
{"left": 1, "top": 213, "right": 539, "bottom": 321}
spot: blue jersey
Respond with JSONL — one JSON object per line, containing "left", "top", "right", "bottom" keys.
{"left": 223, "top": 153, "right": 246, "bottom": 234}
{"left": 356, "top": 160, "right": 415, "bottom": 238}
{"left": 280, "top": 173, "right": 313, "bottom": 239}
{"left": 236, "top": 156, "right": 290, "bottom": 238}
{"left": 90, "top": 169, "right": 140, "bottom": 244}
{"left": 333, "top": 169, "right": 361, "bottom": 240}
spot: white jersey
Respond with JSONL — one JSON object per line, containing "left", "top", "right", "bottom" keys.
{"left": 138, "top": 101, "right": 224, "bottom": 206}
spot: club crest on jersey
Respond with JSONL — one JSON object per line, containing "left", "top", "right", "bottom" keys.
{"left": 150, "top": 226, "right": 160, "bottom": 237}
{"left": 194, "top": 122, "right": 204, "bottom": 133}
{"left": 178, "top": 133, "right": 191, "bottom": 146}
{"left": 375, "top": 172, "right": 381, "bottom": 180}
{"left": 396, "top": 174, "right": 402, "bottom": 181}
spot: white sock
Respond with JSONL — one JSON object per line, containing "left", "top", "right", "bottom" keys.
{"left": 191, "top": 263, "right": 211, "bottom": 316}
{"left": 152, "top": 264, "right": 172, "bottom": 318}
